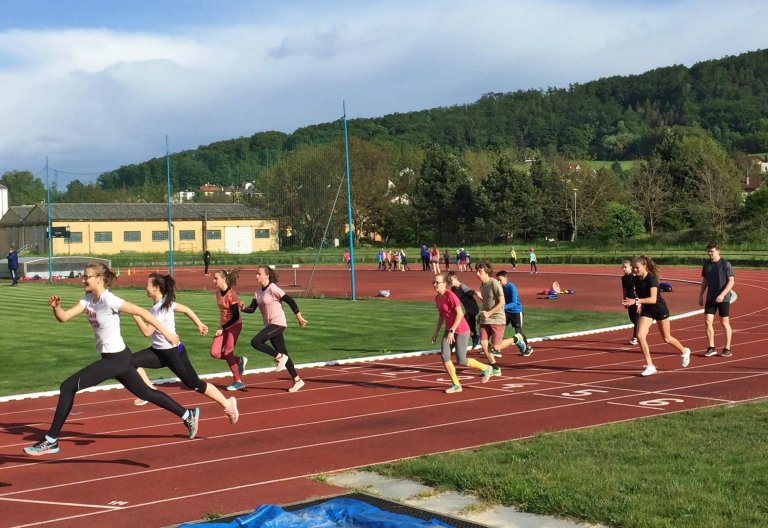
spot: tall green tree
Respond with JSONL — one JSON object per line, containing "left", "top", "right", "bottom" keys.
{"left": 0, "top": 171, "right": 45, "bottom": 205}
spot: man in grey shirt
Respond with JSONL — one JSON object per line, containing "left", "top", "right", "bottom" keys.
{"left": 699, "top": 242, "right": 735, "bottom": 358}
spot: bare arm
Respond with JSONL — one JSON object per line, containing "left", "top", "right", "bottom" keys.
{"left": 174, "top": 302, "right": 209, "bottom": 336}
{"left": 716, "top": 276, "right": 735, "bottom": 303}
{"left": 48, "top": 295, "right": 85, "bottom": 322}
{"left": 132, "top": 314, "right": 155, "bottom": 337}
{"left": 119, "top": 301, "right": 179, "bottom": 346}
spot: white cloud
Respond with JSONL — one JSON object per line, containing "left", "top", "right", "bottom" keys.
{"left": 0, "top": 0, "right": 766, "bottom": 177}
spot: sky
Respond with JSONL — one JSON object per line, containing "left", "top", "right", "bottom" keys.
{"left": 0, "top": 0, "right": 765, "bottom": 184}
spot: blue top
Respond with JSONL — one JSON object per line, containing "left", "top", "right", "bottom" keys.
{"left": 501, "top": 281, "right": 522, "bottom": 313}
{"left": 7, "top": 249, "right": 18, "bottom": 270}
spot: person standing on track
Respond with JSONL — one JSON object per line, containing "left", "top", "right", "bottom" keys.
{"left": 431, "top": 272, "right": 494, "bottom": 393}
{"left": 23, "top": 262, "right": 199, "bottom": 456}
{"left": 699, "top": 242, "right": 735, "bottom": 358}
{"left": 203, "top": 250, "right": 211, "bottom": 275}
{"left": 529, "top": 247, "right": 538, "bottom": 274}
{"left": 241, "top": 265, "right": 307, "bottom": 393}
{"left": 430, "top": 245, "right": 441, "bottom": 274}
{"left": 622, "top": 256, "right": 691, "bottom": 377}
{"left": 211, "top": 268, "right": 248, "bottom": 391}
{"left": 621, "top": 259, "right": 639, "bottom": 345}
{"left": 447, "top": 271, "right": 481, "bottom": 349}
{"left": 509, "top": 246, "right": 517, "bottom": 270}
{"left": 130, "top": 273, "right": 239, "bottom": 424}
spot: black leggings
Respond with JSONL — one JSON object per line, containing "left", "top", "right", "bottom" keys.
{"left": 464, "top": 312, "right": 478, "bottom": 337}
{"left": 49, "top": 348, "right": 187, "bottom": 438}
{"left": 626, "top": 307, "right": 640, "bottom": 338}
{"left": 250, "top": 324, "right": 299, "bottom": 378}
{"left": 132, "top": 346, "right": 207, "bottom": 394}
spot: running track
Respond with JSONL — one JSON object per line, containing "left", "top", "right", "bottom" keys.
{"left": 1, "top": 266, "right": 767, "bottom": 528}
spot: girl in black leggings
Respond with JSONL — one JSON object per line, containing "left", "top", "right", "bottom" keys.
{"left": 24, "top": 263, "right": 199, "bottom": 457}
{"left": 131, "top": 273, "right": 239, "bottom": 424}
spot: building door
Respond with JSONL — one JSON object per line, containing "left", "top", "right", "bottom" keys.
{"left": 224, "top": 226, "right": 252, "bottom": 254}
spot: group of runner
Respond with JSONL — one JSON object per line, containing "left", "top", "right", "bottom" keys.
{"left": 24, "top": 262, "right": 305, "bottom": 456}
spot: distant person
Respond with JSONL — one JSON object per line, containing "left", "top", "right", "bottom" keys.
{"left": 621, "top": 260, "right": 639, "bottom": 345}
{"left": 443, "top": 248, "right": 451, "bottom": 270}
{"left": 529, "top": 247, "right": 538, "bottom": 274}
{"left": 430, "top": 245, "right": 441, "bottom": 274}
{"left": 7, "top": 244, "right": 18, "bottom": 286}
{"left": 474, "top": 260, "right": 505, "bottom": 375}
{"left": 509, "top": 246, "right": 517, "bottom": 270}
{"left": 130, "top": 273, "right": 239, "bottom": 424}
{"left": 343, "top": 249, "right": 351, "bottom": 271}
{"left": 496, "top": 270, "right": 532, "bottom": 356}
{"left": 431, "top": 272, "right": 494, "bottom": 393}
{"left": 457, "top": 248, "right": 468, "bottom": 272}
{"left": 622, "top": 256, "right": 691, "bottom": 377}
{"left": 420, "top": 245, "right": 430, "bottom": 271}
{"left": 23, "top": 263, "right": 198, "bottom": 456}
{"left": 211, "top": 268, "right": 248, "bottom": 391}
{"left": 699, "top": 242, "right": 735, "bottom": 358}
{"left": 203, "top": 250, "right": 211, "bottom": 275}
{"left": 376, "top": 248, "right": 385, "bottom": 271}
{"left": 241, "top": 265, "right": 306, "bottom": 393}
{"left": 399, "top": 249, "right": 410, "bottom": 271}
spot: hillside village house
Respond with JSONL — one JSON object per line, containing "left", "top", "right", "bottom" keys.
{"left": 0, "top": 202, "right": 277, "bottom": 256}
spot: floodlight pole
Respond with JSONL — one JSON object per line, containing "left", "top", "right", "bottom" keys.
{"left": 166, "top": 135, "right": 174, "bottom": 276}
{"left": 572, "top": 188, "right": 578, "bottom": 242}
{"left": 343, "top": 101, "right": 356, "bottom": 300}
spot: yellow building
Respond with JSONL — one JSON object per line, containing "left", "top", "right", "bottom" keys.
{"left": 0, "top": 203, "right": 278, "bottom": 255}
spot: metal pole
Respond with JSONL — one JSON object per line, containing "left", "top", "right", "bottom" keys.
{"left": 166, "top": 135, "right": 174, "bottom": 276}
{"left": 45, "top": 158, "right": 53, "bottom": 282}
{"left": 343, "top": 101, "right": 356, "bottom": 300}
{"left": 572, "top": 189, "right": 577, "bottom": 241}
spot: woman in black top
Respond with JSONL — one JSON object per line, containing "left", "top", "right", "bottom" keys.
{"left": 622, "top": 256, "right": 691, "bottom": 377}
{"left": 620, "top": 260, "right": 639, "bottom": 345}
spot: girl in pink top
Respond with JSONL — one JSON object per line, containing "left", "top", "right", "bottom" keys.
{"left": 431, "top": 272, "right": 493, "bottom": 394}
{"left": 211, "top": 268, "right": 248, "bottom": 391}
{"left": 241, "top": 265, "right": 307, "bottom": 392}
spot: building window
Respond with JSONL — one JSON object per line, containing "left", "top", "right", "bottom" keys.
{"left": 124, "top": 231, "right": 141, "bottom": 242}
{"left": 152, "top": 231, "right": 169, "bottom": 241}
{"left": 68, "top": 232, "right": 83, "bottom": 243}
{"left": 206, "top": 230, "right": 222, "bottom": 240}
{"left": 255, "top": 229, "right": 270, "bottom": 239}
{"left": 94, "top": 231, "right": 112, "bottom": 243}
{"left": 179, "top": 230, "right": 196, "bottom": 241}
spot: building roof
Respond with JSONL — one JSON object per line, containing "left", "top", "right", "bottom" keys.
{"left": 1, "top": 202, "right": 266, "bottom": 225}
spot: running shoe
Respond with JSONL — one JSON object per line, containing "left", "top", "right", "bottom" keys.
{"left": 133, "top": 398, "right": 149, "bottom": 406}
{"left": 275, "top": 353, "right": 289, "bottom": 372}
{"left": 480, "top": 368, "right": 492, "bottom": 384}
{"left": 704, "top": 347, "right": 718, "bottom": 357}
{"left": 23, "top": 438, "right": 59, "bottom": 456}
{"left": 721, "top": 348, "right": 732, "bottom": 358}
{"left": 514, "top": 333, "right": 526, "bottom": 354}
{"left": 445, "top": 384, "right": 463, "bottom": 394}
{"left": 490, "top": 345, "right": 503, "bottom": 358}
{"left": 522, "top": 345, "right": 534, "bottom": 357}
{"left": 629, "top": 338, "right": 638, "bottom": 345}
{"left": 491, "top": 366, "right": 502, "bottom": 377}
{"left": 681, "top": 348, "right": 691, "bottom": 368}
{"left": 237, "top": 356, "right": 248, "bottom": 377}
{"left": 288, "top": 379, "right": 305, "bottom": 393}
{"left": 641, "top": 365, "right": 657, "bottom": 377}
{"left": 225, "top": 397, "right": 239, "bottom": 425}
{"left": 183, "top": 408, "right": 200, "bottom": 439}
{"left": 226, "top": 380, "right": 245, "bottom": 391}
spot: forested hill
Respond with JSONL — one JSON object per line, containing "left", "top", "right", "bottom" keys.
{"left": 95, "top": 48, "right": 768, "bottom": 194}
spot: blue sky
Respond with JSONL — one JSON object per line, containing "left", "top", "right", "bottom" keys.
{"left": 1, "top": 0, "right": 765, "bottom": 183}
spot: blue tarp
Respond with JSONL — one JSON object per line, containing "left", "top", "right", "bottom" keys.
{"left": 179, "top": 497, "right": 453, "bottom": 528}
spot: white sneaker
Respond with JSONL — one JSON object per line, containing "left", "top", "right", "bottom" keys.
{"left": 133, "top": 398, "right": 149, "bottom": 406}
{"left": 629, "top": 338, "right": 638, "bottom": 345}
{"left": 224, "top": 397, "right": 239, "bottom": 424}
{"left": 275, "top": 353, "right": 289, "bottom": 372}
{"left": 641, "top": 365, "right": 657, "bottom": 377}
{"left": 288, "top": 379, "right": 305, "bottom": 393}
{"left": 681, "top": 348, "right": 691, "bottom": 368}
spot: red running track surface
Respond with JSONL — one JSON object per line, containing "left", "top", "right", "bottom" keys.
{"left": 1, "top": 265, "right": 766, "bottom": 528}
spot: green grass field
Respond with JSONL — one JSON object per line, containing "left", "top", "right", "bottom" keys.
{"left": 0, "top": 281, "right": 625, "bottom": 396}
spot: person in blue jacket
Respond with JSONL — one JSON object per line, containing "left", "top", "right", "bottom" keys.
{"left": 7, "top": 244, "right": 18, "bottom": 286}
{"left": 496, "top": 270, "right": 532, "bottom": 356}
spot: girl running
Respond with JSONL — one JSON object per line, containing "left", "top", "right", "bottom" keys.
{"left": 211, "top": 268, "right": 248, "bottom": 391}
{"left": 131, "top": 273, "right": 239, "bottom": 424}
{"left": 620, "top": 260, "right": 639, "bottom": 345}
{"left": 24, "top": 263, "right": 199, "bottom": 456}
{"left": 241, "top": 265, "right": 307, "bottom": 393}
{"left": 431, "top": 272, "right": 493, "bottom": 393}
{"left": 622, "top": 256, "right": 691, "bottom": 376}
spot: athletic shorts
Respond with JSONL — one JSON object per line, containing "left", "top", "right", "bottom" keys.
{"left": 640, "top": 304, "right": 670, "bottom": 321}
{"left": 479, "top": 324, "right": 505, "bottom": 345}
{"left": 704, "top": 300, "right": 730, "bottom": 317}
